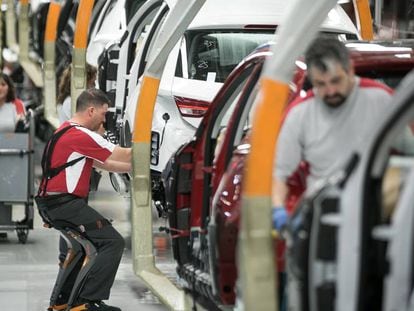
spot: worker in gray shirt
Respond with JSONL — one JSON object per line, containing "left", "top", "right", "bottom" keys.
{"left": 272, "top": 37, "right": 393, "bottom": 228}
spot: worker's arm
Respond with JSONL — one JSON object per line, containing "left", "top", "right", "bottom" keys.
{"left": 272, "top": 104, "right": 303, "bottom": 206}
{"left": 94, "top": 159, "right": 131, "bottom": 173}
{"left": 106, "top": 146, "right": 132, "bottom": 163}
{"left": 272, "top": 177, "right": 288, "bottom": 207}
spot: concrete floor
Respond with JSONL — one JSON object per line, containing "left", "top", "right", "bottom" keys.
{"left": 0, "top": 141, "right": 175, "bottom": 311}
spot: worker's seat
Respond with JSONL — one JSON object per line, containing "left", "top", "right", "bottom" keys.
{"left": 45, "top": 224, "right": 97, "bottom": 311}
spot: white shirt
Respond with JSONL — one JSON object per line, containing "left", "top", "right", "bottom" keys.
{"left": 58, "top": 96, "right": 72, "bottom": 124}
{"left": 0, "top": 102, "right": 17, "bottom": 132}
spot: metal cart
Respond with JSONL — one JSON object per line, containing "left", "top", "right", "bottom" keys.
{"left": 0, "top": 111, "right": 35, "bottom": 243}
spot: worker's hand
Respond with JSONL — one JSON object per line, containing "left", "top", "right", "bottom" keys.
{"left": 97, "top": 123, "right": 106, "bottom": 136}
{"left": 103, "top": 130, "right": 119, "bottom": 144}
{"left": 272, "top": 206, "right": 288, "bottom": 231}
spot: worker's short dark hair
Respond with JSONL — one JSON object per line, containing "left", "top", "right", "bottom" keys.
{"left": 305, "top": 36, "right": 350, "bottom": 72}
{"left": 76, "top": 88, "right": 111, "bottom": 112}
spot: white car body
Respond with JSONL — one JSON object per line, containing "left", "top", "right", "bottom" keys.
{"left": 120, "top": 0, "right": 360, "bottom": 174}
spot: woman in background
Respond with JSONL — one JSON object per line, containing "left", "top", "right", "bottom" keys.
{"left": 0, "top": 72, "right": 25, "bottom": 132}
{"left": 57, "top": 63, "right": 97, "bottom": 123}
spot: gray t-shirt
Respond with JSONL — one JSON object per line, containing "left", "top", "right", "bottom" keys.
{"left": 0, "top": 102, "right": 17, "bottom": 133}
{"left": 275, "top": 77, "right": 393, "bottom": 188}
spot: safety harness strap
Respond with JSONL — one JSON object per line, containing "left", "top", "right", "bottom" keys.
{"left": 46, "top": 157, "right": 85, "bottom": 180}
{"left": 38, "top": 125, "right": 85, "bottom": 196}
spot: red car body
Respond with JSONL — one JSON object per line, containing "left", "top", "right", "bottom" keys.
{"left": 163, "top": 40, "right": 414, "bottom": 306}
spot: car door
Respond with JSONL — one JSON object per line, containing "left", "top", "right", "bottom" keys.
{"left": 98, "top": 0, "right": 166, "bottom": 136}
{"left": 164, "top": 57, "right": 262, "bottom": 269}
{"left": 121, "top": 1, "right": 171, "bottom": 147}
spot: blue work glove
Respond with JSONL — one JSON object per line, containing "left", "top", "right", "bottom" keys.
{"left": 272, "top": 206, "right": 288, "bottom": 231}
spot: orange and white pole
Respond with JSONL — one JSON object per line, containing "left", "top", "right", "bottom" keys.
{"left": 130, "top": 1, "right": 205, "bottom": 309}
{"left": 43, "top": 1, "right": 61, "bottom": 129}
{"left": 353, "top": 0, "right": 374, "bottom": 40}
{"left": 239, "top": 0, "right": 339, "bottom": 309}
{"left": 71, "top": 0, "right": 95, "bottom": 115}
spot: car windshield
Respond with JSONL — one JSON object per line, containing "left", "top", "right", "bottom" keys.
{"left": 186, "top": 30, "right": 274, "bottom": 83}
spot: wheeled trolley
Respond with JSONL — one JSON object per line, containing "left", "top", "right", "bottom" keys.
{"left": 0, "top": 111, "right": 35, "bottom": 243}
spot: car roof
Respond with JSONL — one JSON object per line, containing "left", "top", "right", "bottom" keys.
{"left": 346, "top": 40, "right": 414, "bottom": 70}
{"left": 187, "top": 0, "right": 358, "bottom": 36}
{"left": 248, "top": 40, "right": 414, "bottom": 68}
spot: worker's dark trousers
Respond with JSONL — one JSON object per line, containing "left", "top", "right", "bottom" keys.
{"left": 36, "top": 194, "right": 125, "bottom": 303}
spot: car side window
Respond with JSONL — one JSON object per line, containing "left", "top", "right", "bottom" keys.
{"left": 211, "top": 66, "right": 257, "bottom": 159}
{"left": 175, "top": 37, "right": 188, "bottom": 79}
{"left": 186, "top": 31, "right": 273, "bottom": 83}
{"left": 211, "top": 76, "right": 251, "bottom": 139}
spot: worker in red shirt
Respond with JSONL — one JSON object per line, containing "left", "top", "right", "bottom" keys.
{"left": 36, "top": 89, "right": 131, "bottom": 311}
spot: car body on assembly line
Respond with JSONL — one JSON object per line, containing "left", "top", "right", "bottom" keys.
{"left": 162, "top": 40, "right": 414, "bottom": 307}
{"left": 116, "top": 0, "right": 359, "bottom": 201}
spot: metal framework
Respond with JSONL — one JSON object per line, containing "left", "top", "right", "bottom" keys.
{"left": 43, "top": 0, "right": 62, "bottom": 129}
{"left": 18, "top": 0, "right": 44, "bottom": 88}
{"left": 239, "top": 0, "right": 340, "bottom": 309}
{"left": 130, "top": 0, "right": 206, "bottom": 309}
{"left": 71, "top": 0, "right": 95, "bottom": 115}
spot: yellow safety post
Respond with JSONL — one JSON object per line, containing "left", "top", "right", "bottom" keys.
{"left": 353, "top": 0, "right": 374, "bottom": 40}
{"left": 130, "top": 0, "right": 205, "bottom": 309}
{"left": 18, "top": 0, "right": 44, "bottom": 87}
{"left": 71, "top": 0, "right": 94, "bottom": 115}
{"left": 5, "top": 0, "right": 19, "bottom": 53}
{"left": 43, "top": 1, "right": 61, "bottom": 129}
{"left": 239, "top": 0, "right": 339, "bottom": 309}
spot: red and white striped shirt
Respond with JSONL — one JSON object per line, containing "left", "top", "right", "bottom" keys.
{"left": 45, "top": 121, "right": 115, "bottom": 198}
